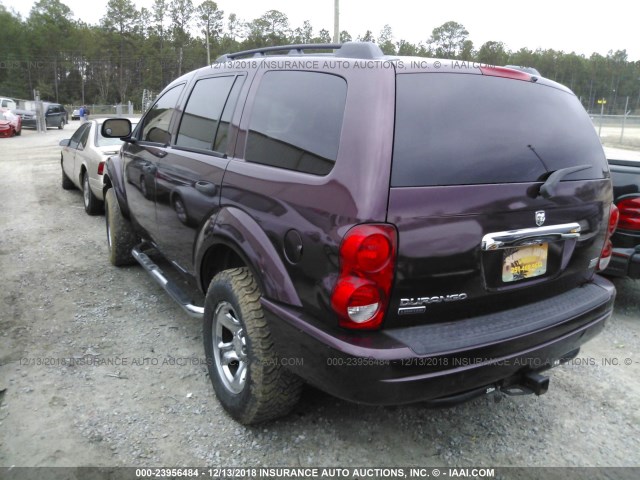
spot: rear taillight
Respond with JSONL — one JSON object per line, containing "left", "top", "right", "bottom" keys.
{"left": 97, "top": 161, "right": 105, "bottom": 175}
{"left": 331, "top": 224, "right": 397, "bottom": 330}
{"left": 597, "top": 204, "right": 619, "bottom": 271}
{"left": 617, "top": 197, "right": 640, "bottom": 231}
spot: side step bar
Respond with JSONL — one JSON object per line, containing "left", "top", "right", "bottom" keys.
{"left": 131, "top": 246, "right": 205, "bottom": 319}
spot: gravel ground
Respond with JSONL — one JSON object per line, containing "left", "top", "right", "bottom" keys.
{"left": 1, "top": 126, "right": 639, "bottom": 475}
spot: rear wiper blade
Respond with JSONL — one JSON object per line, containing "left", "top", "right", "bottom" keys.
{"left": 538, "top": 164, "right": 592, "bottom": 198}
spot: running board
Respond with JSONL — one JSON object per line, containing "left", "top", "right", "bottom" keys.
{"left": 131, "top": 246, "right": 205, "bottom": 319}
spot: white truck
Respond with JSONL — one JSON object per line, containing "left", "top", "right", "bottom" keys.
{"left": 0, "top": 98, "right": 17, "bottom": 110}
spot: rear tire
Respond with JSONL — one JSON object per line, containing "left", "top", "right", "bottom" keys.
{"left": 203, "top": 267, "right": 303, "bottom": 424}
{"left": 105, "top": 188, "right": 138, "bottom": 266}
{"left": 58, "top": 118, "right": 65, "bottom": 129}
{"left": 61, "top": 162, "right": 74, "bottom": 190}
{"left": 83, "top": 171, "right": 103, "bottom": 215}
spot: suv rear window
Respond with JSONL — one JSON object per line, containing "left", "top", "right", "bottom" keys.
{"left": 391, "top": 73, "right": 606, "bottom": 187}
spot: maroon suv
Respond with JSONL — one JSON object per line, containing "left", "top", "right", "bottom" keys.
{"left": 101, "top": 42, "right": 617, "bottom": 424}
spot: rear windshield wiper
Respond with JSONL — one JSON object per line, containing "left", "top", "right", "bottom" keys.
{"left": 539, "top": 164, "right": 592, "bottom": 198}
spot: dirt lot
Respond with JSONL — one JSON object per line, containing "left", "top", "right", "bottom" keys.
{"left": 1, "top": 126, "right": 639, "bottom": 474}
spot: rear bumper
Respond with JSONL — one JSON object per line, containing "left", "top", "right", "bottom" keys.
{"left": 605, "top": 246, "right": 640, "bottom": 279}
{"left": 262, "top": 276, "right": 615, "bottom": 405}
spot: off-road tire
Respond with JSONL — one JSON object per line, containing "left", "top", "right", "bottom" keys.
{"left": 83, "top": 171, "right": 104, "bottom": 215}
{"left": 203, "top": 267, "right": 303, "bottom": 424}
{"left": 105, "top": 188, "right": 138, "bottom": 266}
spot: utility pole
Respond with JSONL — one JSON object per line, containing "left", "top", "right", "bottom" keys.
{"left": 597, "top": 98, "right": 606, "bottom": 137}
{"left": 333, "top": 0, "right": 339, "bottom": 43}
{"left": 205, "top": 27, "right": 211, "bottom": 64}
{"left": 620, "top": 96, "right": 629, "bottom": 144}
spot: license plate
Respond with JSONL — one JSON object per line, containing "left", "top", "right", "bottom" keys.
{"left": 502, "top": 243, "right": 548, "bottom": 282}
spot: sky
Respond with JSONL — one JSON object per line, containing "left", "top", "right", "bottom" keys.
{"left": 3, "top": 0, "right": 639, "bottom": 61}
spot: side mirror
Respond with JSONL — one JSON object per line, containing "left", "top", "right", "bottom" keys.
{"left": 102, "top": 118, "right": 132, "bottom": 138}
{"left": 59, "top": 139, "right": 71, "bottom": 147}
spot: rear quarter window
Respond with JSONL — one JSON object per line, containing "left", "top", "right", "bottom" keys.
{"left": 392, "top": 73, "right": 607, "bottom": 187}
{"left": 245, "top": 71, "right": 347, "bottom": 175}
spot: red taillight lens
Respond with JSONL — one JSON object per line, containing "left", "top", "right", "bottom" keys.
{"left": 331, "top": 224, "right": 397, "bottom": 330}
{"left": 608, "top": 203, "right": 620, "bottom": 235}
{"left": 617, "top": 197, "right": 640, "bottom": 231}
{"left": 597, "top": 204, "right": 619, "bottom": 272}
{"left": 97, "top": 161, "right": 105, "bottom": 175}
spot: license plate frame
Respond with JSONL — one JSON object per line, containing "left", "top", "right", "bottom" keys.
{"left": 502, "top": 243, "right": 548, "bottom": 283}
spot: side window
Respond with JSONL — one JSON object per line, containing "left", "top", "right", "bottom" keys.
{"left": 245, "top": 71, "right": 347, "bottom": 175}
{"left": 214, "top": 77, "right": 243, "bottom": 153}
{"left": 78, "top": 124, "right": 91, "bottom": 148}
{"left": 176, "top": 76, "right": 236, "bottom": 152}
{"left": 69, "top": 123, "right": 89, "bottom": 149}
{"left": 140, "top": 84, "right": 184, "bottom": 144}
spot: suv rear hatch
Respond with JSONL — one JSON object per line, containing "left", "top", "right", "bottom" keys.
{"left": 386, "top": 70, "right": 612, "bottom": 328}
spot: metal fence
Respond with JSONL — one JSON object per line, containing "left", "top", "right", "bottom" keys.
{"left": 69, "top": 102, "right": 135, "bottom": 116}
{"left": 13, "top": 99, "right": 136, "bottom": 117}
{"left": 591, "top": 115, "right": 640, "bottom": 148}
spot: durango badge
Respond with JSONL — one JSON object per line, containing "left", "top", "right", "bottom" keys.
{"left": 535, "top": 210, "right": 546, "bottom": 227}
{"left": 398, "top": 293, "right": 468, "bottom": 315}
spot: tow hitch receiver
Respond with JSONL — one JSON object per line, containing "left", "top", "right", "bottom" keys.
{"left": 502, "top": 371, "right": 550, "bottom": 396}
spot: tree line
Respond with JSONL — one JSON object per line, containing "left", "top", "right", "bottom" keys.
{"left": 1, "top": 0, "right": 638, "bottom": 114}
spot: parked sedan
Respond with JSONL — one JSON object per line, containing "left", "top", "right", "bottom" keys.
{"left": 60, "top": 118, "right": 138, "bottom": 214}
{"left": 0, "top": 108, "right": 22, "bottom": 137}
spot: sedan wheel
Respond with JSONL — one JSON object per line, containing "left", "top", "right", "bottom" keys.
{"left": 82, "top": 171, "right": 103, "bottom": 215}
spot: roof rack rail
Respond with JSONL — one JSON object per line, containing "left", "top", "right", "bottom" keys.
{"left": 214, "top": 42, "right": 384, "bottom": 63}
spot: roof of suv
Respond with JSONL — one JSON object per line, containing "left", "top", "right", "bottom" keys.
{"left": 204, "top": 42, "right": 568, "bottom": 94}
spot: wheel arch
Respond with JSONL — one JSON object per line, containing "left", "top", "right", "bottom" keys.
{"left": 79, "top": 163, "right": 87, "bottom": 185}
{"left": 199, "top": 242, "right": 254, "bottom": 293}
{"left": 103, "top": 155, "right": 131, "bottom": 218}
{"left": 196, "top": 206, "right": 302, "bottom": 307}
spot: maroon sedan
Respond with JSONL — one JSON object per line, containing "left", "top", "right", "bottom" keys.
{"left": 0, "top": 109, "right": 22, "bottom": 137}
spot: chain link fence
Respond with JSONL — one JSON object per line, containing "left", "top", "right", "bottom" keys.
{"left": 69, "top": 102, "right": 135, "bottom": 116}
{"left": 591, "top": 115, "right": 640, "bottom": 149}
